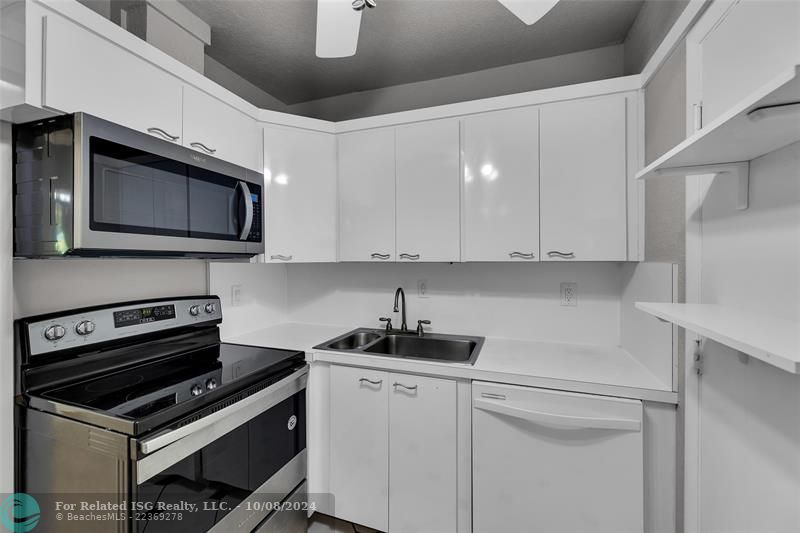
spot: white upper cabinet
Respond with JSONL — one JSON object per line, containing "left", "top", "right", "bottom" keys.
{"left": 687, "top": 0, "right": 800, "bottom": 127}
{"left": 540, "top": 95, "right": 627, "bottom": 261}
{"left": 461, "top": 107, "right": 540, "bottom": 262}
{"left": 182, "top": 86, "right": 261, "bottom": 171}
{"left": 395, "top": 119, "right": 461, "bottom": 262}
{"left": 338, "top": 128, "right": 396, "bottom": 262}
{"left": 42, "top": 15, "right": 182, "bottom": 143}
{"left": 263, "top": 124, "right": 337, "bottom": 263}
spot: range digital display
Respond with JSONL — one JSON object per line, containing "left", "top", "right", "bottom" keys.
{"left": 113, "top": 304, "right": 176, "bottom": 328}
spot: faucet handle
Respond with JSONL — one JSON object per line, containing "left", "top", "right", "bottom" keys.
{"left": 379, "top": 317, "right": 393, "bottom": 332}
{"left": 416, "top": 319, "right": 431, "bottom": 336}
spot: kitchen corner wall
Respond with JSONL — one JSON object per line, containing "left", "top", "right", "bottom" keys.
{"left": 211, "top": 262, "right": 626, "bottom": 347}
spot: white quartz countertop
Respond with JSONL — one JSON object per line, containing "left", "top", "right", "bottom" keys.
{"left": 227, "top": 323, "right": 677, "bottom": 404}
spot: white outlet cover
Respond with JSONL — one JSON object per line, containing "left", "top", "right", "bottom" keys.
{"left": 231, "top": 284, "right": 242, "bottom": 306}
{"left": 418, "top": 280, "right": 429, "bottom": 298}
{"left": 560, "top": 282, "right": 577, "bottom": 306}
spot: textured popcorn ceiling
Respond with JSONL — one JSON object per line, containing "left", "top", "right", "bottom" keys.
{"left": 180, "top": 0, "right": 644, "bottom": 105}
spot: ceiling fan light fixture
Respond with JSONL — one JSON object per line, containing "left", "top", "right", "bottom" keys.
{"left": 317, "top": 0, "right": 363, "bottom": 58}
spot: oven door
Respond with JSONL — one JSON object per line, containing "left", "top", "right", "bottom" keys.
{"left": 132, "top": 368, "right": 307, "bottom": 532}
{"left": 74, "top": 113, "right": 264, "bottom": 256}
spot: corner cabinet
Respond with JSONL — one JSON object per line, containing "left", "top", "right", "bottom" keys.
{"left": 540, "top": 94, "right": 628, "bottom": 261}
{"left": 396, "top": 120, "right": 461, "bottom": 262}
{"left": 328, "top": 365, "right": 459, "bottom": 532}
{"left": 263, "top": 124, "right": 337, "bottom": 263}
{"left": 182, "top": 85, "right": 261, "bottom": 171}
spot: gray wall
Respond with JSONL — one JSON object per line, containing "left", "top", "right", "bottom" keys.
{"left": 624, "top": 0, "right": 689, "bottom": 74}
{"left": 288, "top": 45, "right": 625, "bottom": 122}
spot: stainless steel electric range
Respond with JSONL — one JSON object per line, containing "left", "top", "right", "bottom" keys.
{"left": 14, "top": 296, "right": 308, "bottom": 533}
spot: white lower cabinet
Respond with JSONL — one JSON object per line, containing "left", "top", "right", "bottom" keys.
{"left": 472, "top": 381, "right": 644, "bottom": 533}
{"left": 389, "top": 374, "right": 457, "bottom": 533}
{"left": 328, "top": 365, "right": 457, "bottom": 532}
{"left": 329, "top": 365, "right": 389, "bottom": 531}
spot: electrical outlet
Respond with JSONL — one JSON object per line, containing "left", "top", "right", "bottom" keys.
{"left": 417, "top": 280, "right": 429, "bottom": 298}
{"left": 560, "top": 282, "right": 577, "bottom": 306}
{"left": 231, "top": 284, "right": 242, "bottom": 307}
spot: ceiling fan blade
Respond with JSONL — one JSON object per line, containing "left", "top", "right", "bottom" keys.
{"left": 316, "top": 0, "right": 363, "bottom": 58}
{"left": 497, "top": 0, "right": 559, "bottom": 25}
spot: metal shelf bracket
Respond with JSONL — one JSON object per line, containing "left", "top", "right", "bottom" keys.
{"left": 654, "top": 161, "right": 750, "bottom": 210}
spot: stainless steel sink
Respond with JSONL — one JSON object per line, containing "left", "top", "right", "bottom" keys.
{"left": 326, "top": 331, "right": 382, "bottom": 350}
{"left": 314, "top": 328, "right": 484, "bottom": 365}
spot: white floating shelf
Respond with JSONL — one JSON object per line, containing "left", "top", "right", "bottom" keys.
{"left": 635, "top": 302, "right": 800, "bottom": 374}
{"left": 636, "top": 65, "right": 800, "bottom": 181}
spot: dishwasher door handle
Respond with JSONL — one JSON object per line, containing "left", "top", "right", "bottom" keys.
{"left": 473, "top": 398, "right": 641, "bottom": 432}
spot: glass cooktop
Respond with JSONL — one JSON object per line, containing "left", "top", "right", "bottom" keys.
{"left": 40, "top": 343, "right": 303, "bottom": 423}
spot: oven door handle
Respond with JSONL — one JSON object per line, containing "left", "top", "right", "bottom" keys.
{"left": 236, "top": 181, "right": 254, "bottom": 241}
{"left": 136, "top": 367, "right": 307, "bottom": 483}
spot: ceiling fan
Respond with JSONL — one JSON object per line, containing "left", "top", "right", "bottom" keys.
{"left": 316, "top": 0, "right": 560, "bottom": 58}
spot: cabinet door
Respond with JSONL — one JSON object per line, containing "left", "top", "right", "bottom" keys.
{"left": 182, "top": 85, "right": 260, "bottom": 171}
{"left": 263, "top": 124, "right": 337, "bottom": 263}
{"left": 338, "top": 128, "right": 396, "bottom": 262}
{"left": 540, "top": 95, "right": 627, "bottom": 261}
{"left": 688, "top": 0, "right": 800, "bottom": 126}
{"left": 396, "top": 120, "right": 460, "bottom": 262}
{"left": 43, "top": 15, "right": 182, "bottom": 143}
{"left": 389, "top": 373, "right": 457, "bottom": 533}
{"left": 329, "top": 365, "right": 389, "bottom": 531}
{"left": 462, "top": 107, "right": 540, "bottom": 262}
{"left": 472, "top": 382, "right": 643, "bottom": 533}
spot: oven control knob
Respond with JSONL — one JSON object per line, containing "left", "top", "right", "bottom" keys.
{"left": 205, "top": 378, "right": 217, "bottom": 390}
{"left": 204, "top": 303, "right": 216, "bottom": 314}
{"left": 189, "top": 305, "right": 201, "bottom": 317}
{"left": 190, "top": 384, "right": 203, "bottom": 397}
{"left": 75, "top": 320, "right": 95, "bottom": 336}
{"left": 44, "top": 325, "right": 66, "bottom": 341}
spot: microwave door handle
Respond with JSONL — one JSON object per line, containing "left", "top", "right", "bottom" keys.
{"left": 236, "top": 181, "right": 254, "bottom": 240}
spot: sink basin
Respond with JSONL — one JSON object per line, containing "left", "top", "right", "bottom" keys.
{"left": 326, "top": 331, "right": 382, "bottom": 350}
{"left": 364, "top": 334, "right": 477, "bottom": 362}
{"left": 314, "top": 328, "right": 484, "bottom": 365}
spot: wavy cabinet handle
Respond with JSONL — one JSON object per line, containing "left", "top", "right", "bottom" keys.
{"left": 547, "top": 250, "right": 575, "bottom": 259}
{"left": 270, "top": 254, "right": 293, "bottom": 261}
{"left": 371, "top": 253, "right": 391, "bottom": 260}
{"left": 147, "top": 127, "right": 179, "bottom": 141}
{"left": 509, "top": 251, "right": 535, "bottom": 259}
{"left": 399, "top": 253, "right": 420, "bottom": 260}
{"left": 393, "top": 382, "right": 418, "bottom": 391}
{"left": 473, "top": 398, "right": 641, "bottom": 432}
{"left": 359, "top": 377, "right": 383, "bottom": 386}
{"left": 190, "top": 141, "right": 217, "bottom": 154}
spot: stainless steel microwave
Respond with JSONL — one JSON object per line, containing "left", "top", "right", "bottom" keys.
{"left": 13, "top": 113, "right": 264, "bottom": 258}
